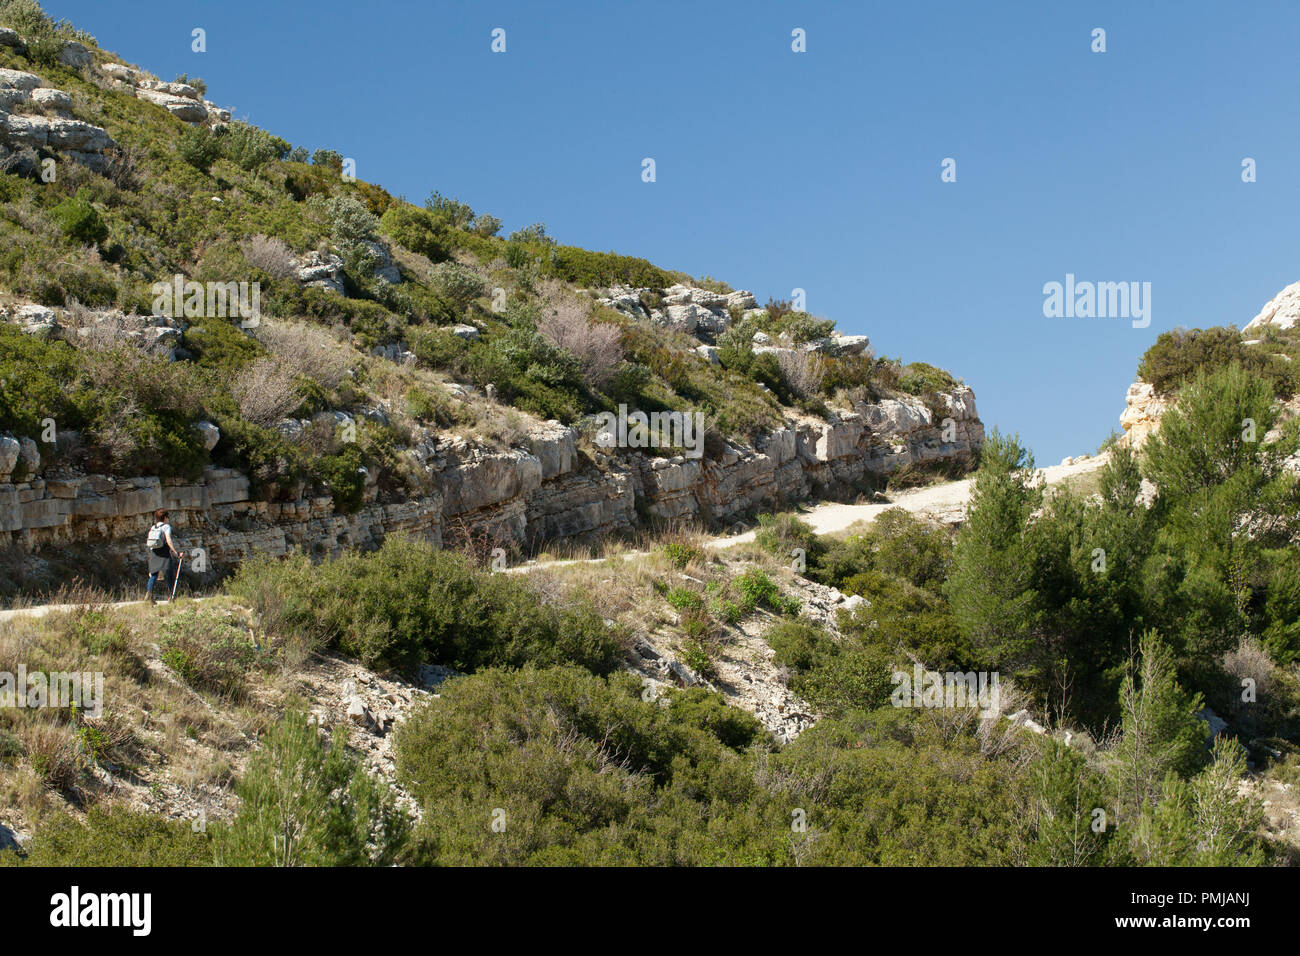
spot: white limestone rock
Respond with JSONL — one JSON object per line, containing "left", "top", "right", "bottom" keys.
{"left": 1244, "top": 279, "right": 1300, "bottom": 333}
{"left": 29, "top": 88, "right": 72, "bottom": 113}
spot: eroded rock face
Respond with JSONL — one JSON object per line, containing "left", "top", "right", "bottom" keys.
{"left": 598, "top": 283, "right": 752, "bottom": 340}
{"left": 91, "top": 53, "right": 232, "bottom": 128}
{"left": 1118, "top": 381, "right": 1168, "bottom": 449}
{"left": 0, "top": 64, "right": 117, "bottom": 170}
{"left": 0, "top": 384, "right": 985, "bottom": 579}
{"left": 1244, "top": 280, "right": 1300, "bottom": 334}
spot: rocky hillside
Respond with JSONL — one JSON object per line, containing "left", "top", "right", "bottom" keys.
{"left": 0, "top": 8, "right": 982, "bottom": 597}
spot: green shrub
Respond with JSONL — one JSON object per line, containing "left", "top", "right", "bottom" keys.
{"left": 1137, "top": 326, "right": 1296, "bottom": 396}
{"left": 425, "top": 191, "right": 475, "bottom": 229}
{"left": 51, "top": 190, "right": 107, "bottom": 245}
{"left": 177, "top": 125, "right": 222, "bottom": 173}
{"left": 216, "top": 711, "right": 408, "bottom": 866}
{"left": 548, "top": 246, "right": 673, "bottom": 289}
{"left": 221, "top": 122, "right": 288, "bottom": 173}
{"left": 229, "top": 537, "right": 623, "bottom": 673}
{"left": 897, "top": 361, "right": 958, "bottom": 396}
{"left": 767, "top": 620, "right": 894, "bottom": 717}
{"left": 754, "top": 512, "right": 822, "bottom": 568}
{"left": 159, "top": 608, "right": 259, "bottom": 697}
{"left": 378, "top": 203, "right": 450, "bottom": 262}
{"left": 662, "top": 541, "right": 704, "bottom": 569}
{"left": 663, "top": 586, "right": 701, "bottom": 611}
{"left": 428, "top": 261, "right": 487, "bottom": 311}
{"left": 410, "top": 326, "right": 469, "bottom": 369}
{"left": 0, "top": 807, "right": 215, "bottom": 867}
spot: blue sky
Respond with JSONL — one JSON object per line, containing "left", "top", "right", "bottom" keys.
{"left": 47, "top": 0, "right": 1300, "bottom": 463}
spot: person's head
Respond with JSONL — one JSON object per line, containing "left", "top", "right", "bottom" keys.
{"left": 154, "top": 509, "right": 168, "bottom": 523}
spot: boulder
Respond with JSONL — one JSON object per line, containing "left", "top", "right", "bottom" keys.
{"left": 29, "top": 88, "right": 72, "bottom": 112}
{"left": 0, "top": 68, "right": 43, "bottom": 92}
{"left": 135, "top": 88, "right": 207, "bottom": 123}
{"left": 726, "top": 290, "right": 757, "bottom": 311}
{"left": 18, "top": 437, "right": 39, "bottom": 474}
{"left": 148, "top": 81, "right": 199, "bottom": 100}
{"left": 696, "top": 344, "right": 720, "bottom": 365}
{"left": 58, "top": 42, "right": 93, "bottom": 69}
{"left": 0, "top": 27, "right": 25, "bottom": 54}
{"left": 833, "top": 333, "right": 872, "bottom": 356}
{"left": 45, "top": 116, "right": 115, "bottom": 151}
{"left": 451, "top": 324, "right": 480, "bottom": 341}
{"left": 194, "top": 421, "right": 220, "bottom": 451}
{"left": 0, "top": 435, "right": 19, "bottom": 476}
{"left": 100, "top": 63, "right": 140, "bottom": 84}
{"left": 296, "top": 251, "right": 345, "bottom": 294}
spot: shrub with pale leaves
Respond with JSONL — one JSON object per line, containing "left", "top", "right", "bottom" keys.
{"left": 537, "top": 301, "right": 623, "bottom": 388}
{"left": 230, "top": 358, "right": 301, "bottom": 427}
{"left": 241, "top": 235, "right": 298, "bottom": 281}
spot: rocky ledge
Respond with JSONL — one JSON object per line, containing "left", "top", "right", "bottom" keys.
{"left": 0, "top": 386, "right": 983, "bottom": 580}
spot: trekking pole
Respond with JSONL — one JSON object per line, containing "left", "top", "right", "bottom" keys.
{"left": 171, "top": 552, "right": 185, "bottom": 602}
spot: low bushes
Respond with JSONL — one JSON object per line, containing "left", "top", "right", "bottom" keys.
{"left": 228, "top": 536, "right": 624, "bottom": 673}
{"left": 1138, "top": 326, "right": 1297, "bottom": 396}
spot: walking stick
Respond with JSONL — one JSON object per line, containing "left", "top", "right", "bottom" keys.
{"left": 170, "top": 552, "right": 184, "bottom": 601}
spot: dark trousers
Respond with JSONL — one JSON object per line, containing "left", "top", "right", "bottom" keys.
{"left": 147, "top": 555, "right": 177, "bottom": 594}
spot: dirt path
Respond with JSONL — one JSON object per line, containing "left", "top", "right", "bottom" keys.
{"left": 709, "top": 453, "right": 1110, "bottom": 547}
{"left": 0, "top": 596, "right": 205, "bottom": 623}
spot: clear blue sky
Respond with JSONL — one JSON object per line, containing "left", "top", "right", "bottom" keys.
{"left": 47, "top": 0, "right": 1300, "bottom": 463}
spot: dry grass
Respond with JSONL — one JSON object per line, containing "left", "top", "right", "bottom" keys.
{"left": 256, "top": 319, "right": 355, "bottom": 391}
{"left": 776, "top": 350, "right": 826, "bottom": 401}
{"left": 240, "top": 234, "right": 298, "bottom": 280}
{"left": 230, "top": 357, "right": 301, "bottom": 428}
{"left": 537, "top": 296, "right": 624, "bottom": 388}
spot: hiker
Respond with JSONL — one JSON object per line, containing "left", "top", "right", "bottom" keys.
{"left": 145, "top": 509, "right": 181, "bottom": 604}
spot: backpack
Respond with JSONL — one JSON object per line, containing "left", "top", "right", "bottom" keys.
{"left": 146, "top": 522, "right": 166, "bottom": 551}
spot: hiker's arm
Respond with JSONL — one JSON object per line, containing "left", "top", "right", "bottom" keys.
{"left": 165, "top": 528, "right": 179, "bottom": 557}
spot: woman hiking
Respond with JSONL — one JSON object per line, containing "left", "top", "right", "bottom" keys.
{"left": 145, "top": 508, "right": 181, "bottom": 604}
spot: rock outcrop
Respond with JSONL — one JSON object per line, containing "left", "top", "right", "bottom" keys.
{"left": 1244, "top": 280, "right": 1300, "bottom": 334}
{"left": 0, "top": 386, "right": 983, "bottom": 581}
{"left": 1117, "top": 380, "right": 1168, "bottom": 449}
{"left": 0, "top": 65, "right": 117, "bottom": 170}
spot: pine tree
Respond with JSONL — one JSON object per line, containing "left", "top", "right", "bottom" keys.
{"left": 1025, "top": 740, "right": 1110, "bottom": 866}
{"left": 944, "top": 431, "right": 1043, "bottom": 675}
{"left": 217, "top": 711, "right": 408, "bottom": 866}
{"left": 1110, "top": 630, "right": 1208, "bottom": 823}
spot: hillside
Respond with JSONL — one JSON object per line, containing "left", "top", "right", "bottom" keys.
{"left": 1, "top": 1, "right": 1297, "bottom": 872}
{"left": 0, "top": 5, "right": 981, "bottom": 599}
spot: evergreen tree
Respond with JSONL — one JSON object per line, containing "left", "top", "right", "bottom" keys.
{"left": 1142, "top": 363, "right": 1300, "bottom": 669}
{"left": 1110, "top": 631, "right": 1208, "bottom": 823}
{"left": 944, "top": 431, "right": 1044, "bottom": 676}
{"left": 1025, "top": 740, "right": 1110, "bottom": 866}
{"left": 217, "top": 711, "right": 409, "bottom": 866}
